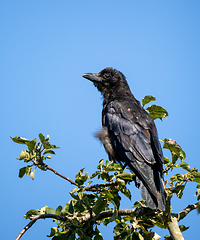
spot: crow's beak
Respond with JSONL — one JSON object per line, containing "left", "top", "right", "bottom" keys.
{"left": 82, "top": 73, "right": 102, "bottom": 83}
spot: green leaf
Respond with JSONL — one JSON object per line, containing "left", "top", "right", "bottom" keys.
{"left": 47, "top": 227, "right": 59, "bottom": 237}
{"left": 90, "top": 171, "right": 101, "bottom": 179}
{"left": 179, "top": 225, "right": 189, "bottom": 232}
{"left": 39, "top": 133, "right": 45, "bottom": 143}
{"left": 162, "top": 138, "right": 186, "bottom": 162}
{"left": 18, "top": 150, "right": 30, "bottom": 161}
{"left": 26, "top": 165, "right": 32, "bottom": 176}
{"left": 94, "top": 226, "right": 103, "bottom": 240}
{"left": 175, "top": 185, "right": 185, "bottom": 199}
{"left": 193, "top": 172, "right": 200, "bottom": 178}
{"left": 100, "top": 172, "right": 111, "bottom": 181}
{"left": 113, "top": 222, "right": 131, "bottom": 240}
{"left": 109, "top": 200, "right": 118, "bottom": 222}
{"left": 109, "top": 163, "right": 122, "bottom": 171}
{"left": 146, "top": 104, "right": 168, "bottom": 120}
{"left": 43, "top": 149, "right": 56, "bottom": 155}
{"left": 72, "top": 218, "right": 79, "bottom": 227}
{"left": 142, "top": 95, "right": 156, "bottom": 107}
{"left": 26, "top": 138, "right": 37, "bottom": 151}
{"left": 11, "top": 136, "right": 30, "bottom": 144}
{"left": 19, "top": 167, "right": 26, "bottom": 178}
{"left": 169, "top": 175, "right": 177, "bottom": 183}
{"left": 46, "top": 135, "right": 50, "bottom": 141}
{"left": 55, "top": 205, "right": 62, "bottom": 215}
{"left": 97, "top": 159, "right": 104, "bottom": 170}
{"left": 45, "top": 207, "right": 56, "bottom": 214}
{"left": 194, "top": 178, "right": 200, "bottom": 183}
{"left": 53, "top": 234, "right": 70, "bottom": 240}
{"left": 179, "top": 162, "right": 190, "bottom": 171}
{"left": 43, "top": 141, "right": 60, "bottom": 149}
{"left": 94, "top": 235, "right": 103, "bottom": 240}
{"left": 117, "top": 172, "right": 135, "bottom": 180}
{"left": 104, "top": 164, "right": 122, "bottom": 172}
{"left": 164, "top": 157, "right": 170, "bottom": 165}
{"left": 69, "top": 201, "right": 74, "bottom": 214}
{"left": 68, "top": 234, "right": 75, "bottom": 240}
{"left": 133, "top": 200, "right": 146, "bottom": 208}
{"left": 115, "top": 178, "right": 125, "bottom": 186}
{"left": 74, "top": 202, "right": 86, "bottom": 212}
{"left": 37, "top": 164, "right": 47, "bottom": 171}
{"left": 132, "top": 232, "right": 144, "bottom": 240}
{"left": 24, "top": 209, "right": 40, "bottom": 219}
{"left": 70, "top": 188, "right": 79, "bottom": 194}
{"left": 75, "top": 168, "right": 89, "bottom": 185}
{"left": 120, "top": 187, "right": 131, "bottom": 200}
{"left": 164, "top": 235, "right": 173, "bottom": 240}
{"left": 150, "top": 215, "right": 165, "bottom": 229}
{"left": 103, "top": 190, "right": 114, "bottom": 199}
{"left": 92, "top": 197, "right": 107, "bottom": 216}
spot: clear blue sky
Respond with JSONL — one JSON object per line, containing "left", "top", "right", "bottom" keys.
{"left": 1, "top": 1, "right": 200, "bottom": 239}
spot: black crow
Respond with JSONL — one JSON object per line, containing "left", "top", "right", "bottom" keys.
{"left": 82, "top": 68, "right": 165, "bottom": 211}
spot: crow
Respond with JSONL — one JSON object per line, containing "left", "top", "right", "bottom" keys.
{"left": 82, "top": 68, "right": 166, "bottom": 211}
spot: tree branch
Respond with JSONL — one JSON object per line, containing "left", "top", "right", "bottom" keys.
{"left": 172, "top": 201, "right": 199, "bottom": 221}
{"left": 15, "top": 214, "right": 69, "bottom": 240}
{"left": 15, "top": 207, "right": 154, "bottom": 240}
{"left": 167, "top": 201, "right": 199, "bottom": 240}
{"left": 43, "top": 163, "right": 79, "bottom": 186}
{"left": 168, "top": 216, "right": 184, "bottom": 240}
{"left": 15, "top": 197, "right": 199, "bottom": 240}
{"left": 15, "top": 219, "right": 37, "bottom": 240}
{"left": 43, "top": 163, "right": 122, "bottom": 192}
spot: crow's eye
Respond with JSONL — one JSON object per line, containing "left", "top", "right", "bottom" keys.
{"left": 103, "top": 74, "right": 110, "bottom": 79}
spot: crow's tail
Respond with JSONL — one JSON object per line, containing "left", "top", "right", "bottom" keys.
{"left": 139, "top": 172, "right": 165, "bottom": 211}
{"left": 129, "top": 161, "right": 166, "bottom": 211}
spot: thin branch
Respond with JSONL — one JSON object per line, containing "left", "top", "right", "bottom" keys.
{"left": 172, "top": 201, "right": 200, "bottom": 221}
{"left": 83, "top": 181, "right": 118, "bottom": 192}
{"left": 42, "top": 163, "right": 122, "bottom": 192}
{"left": 15, "top": 214, "right": 69, "bottom": 240}
{"left": 43, "top": 163, "right": 79, "bottom": 186}
{"left": 15, "top": 219, "right": 37, "bottom": 240}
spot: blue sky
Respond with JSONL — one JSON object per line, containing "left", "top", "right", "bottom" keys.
{"left": 1, "top": 1, "right": 200, "bottom": 239}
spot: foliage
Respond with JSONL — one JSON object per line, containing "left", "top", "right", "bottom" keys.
{"left": 11, "top": 133, "right": 60, "bottom": 180}
{"left": 12, "top": 95, "right": 200, "bottom": 240}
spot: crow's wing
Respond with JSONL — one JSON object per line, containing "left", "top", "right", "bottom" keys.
{"left": 104, "top": 100, "right": 163, "bottom": 167}
{"left": 104, "top": 100, "right": 165, "bottom": 210}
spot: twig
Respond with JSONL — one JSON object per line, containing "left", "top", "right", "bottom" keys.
{"left": 43, "top": 163, "right": 121, "bottom": 192}
{"left": 15, "top": 214, "right": 69, "bottom": 240}
{"left": 15, "top": 219, "right": 36, "bottom": 240}
{"left": 172, "top": 201, "right": 200, "bottom": 221}
{"left": 83, "top": 181, "right": 118, "bottom": 192}
{"left": 43, "top": 163, "right": 79, "bottom": 186}
{"left": 137, "top": 200, "right": 146, "bottom": 208}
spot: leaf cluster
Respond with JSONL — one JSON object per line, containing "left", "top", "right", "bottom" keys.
{"left": 24, "top": 160, "right": 136, "bottom": 240}
{"left": 11, "top": 133, "right": 60, "bottom": 180}
{"left": 142, "top": 95, "right": 168, "bottom": 120}
{"left": 161, "top": 138, "right": 200, "bottom": 201}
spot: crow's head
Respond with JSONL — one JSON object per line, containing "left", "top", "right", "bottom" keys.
{"left": 82, "top": 68, "right": 130, "bottom": 99}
